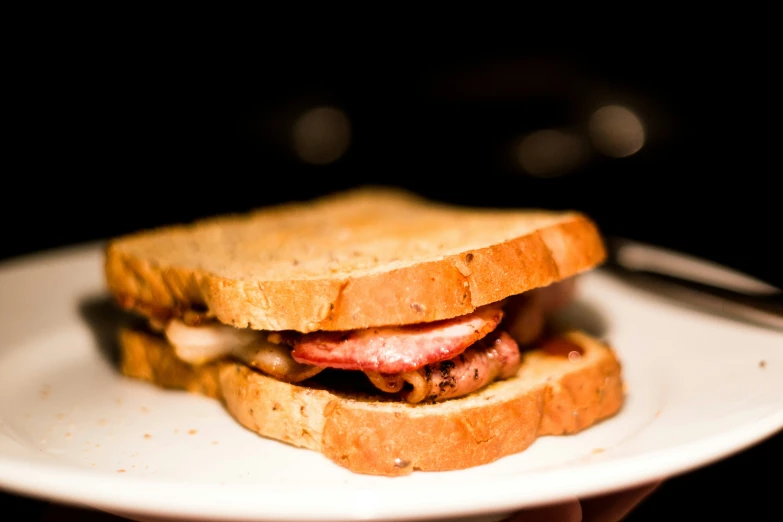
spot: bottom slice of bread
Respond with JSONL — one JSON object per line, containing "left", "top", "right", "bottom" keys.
{"left": 119, "top": 328, "right": 624, "bottom": 476}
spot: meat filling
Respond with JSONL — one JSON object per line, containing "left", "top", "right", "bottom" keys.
{"left": 366, "top": 331, "right": 520, "bottom": 403}
{"left": 165, "top": 319, "right": 323, "bottom": 383}
{"left": 159, "top": 279, "right": 576, "bottom": 402}
{"left": 290, "top": 304, "right": 504, "bottom": 373}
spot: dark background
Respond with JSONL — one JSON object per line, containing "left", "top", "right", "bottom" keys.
{"left": 3, "top": 39, "right": 780, "bottom": 520}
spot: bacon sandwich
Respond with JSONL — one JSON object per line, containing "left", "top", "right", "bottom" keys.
{"left": 104, "top": 187, "right": 624, "bottom": 476}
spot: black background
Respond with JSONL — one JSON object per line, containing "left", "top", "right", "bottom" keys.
{"left": 3, "top": 35, "right": 780, "bottom": 520}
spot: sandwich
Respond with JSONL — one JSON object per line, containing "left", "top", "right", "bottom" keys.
{"left": 104, "top": 186, "right": 624, "bottom": 476}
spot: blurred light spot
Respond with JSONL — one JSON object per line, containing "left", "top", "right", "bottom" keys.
{"left": 515, "top": 129, "right": 587, "bottom": 178}
{"left": 588, "top": 105, "right": 645, "bottom": 158}
{"left": 292, "top": 106, "right": 351, "bottom": 165}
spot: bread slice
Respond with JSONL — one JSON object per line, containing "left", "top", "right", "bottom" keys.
{"left": 105, "top": 187, "right": 606, "bottom": 333}
{"left": 119, "top": 327, "right": 624, "bottom": 476}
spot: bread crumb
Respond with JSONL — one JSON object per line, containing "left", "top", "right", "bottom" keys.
{"left": 39, "top": 385, "right": 51, "bottom": 400}
{"left": 144, "top": 434, "right": 151, "bottom": 439}
{"left": 394, "top": 457, "right": 411, "bottom": 469}
{"left": 117, "top": 469, "right": 126, "bottom": 473}
{"left": 65, "top": 432, "right": 71, "bottom": 438}
{"left": 189, "top": 429, "right": 197, "bottom": 435}
{"left": 592, "top": 448, "right": 605, "bottom": 454}
{"left": 140, "top": 406, "right": 149, "bottom": 413}
{"left": 212, "top": 441, "right": 219, "bottom": 445}
{"left": 759, "top": 360, "right": 766, "bottom": 368}
{"left": 91, "top": 463, "right": 96, "bottom": 467}
{"left": 99, "top": 419, "right": 108, "bottom": 426}
{"left": 56, "top": 413, "right": 65, "bottom": 420}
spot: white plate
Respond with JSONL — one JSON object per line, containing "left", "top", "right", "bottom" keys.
{"left": 0, "top": 244, "right": 781, "bottom": 522}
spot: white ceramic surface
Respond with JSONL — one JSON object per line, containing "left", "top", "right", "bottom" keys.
{"left": 0, "top": 244, "right": 781, "bottom": 522}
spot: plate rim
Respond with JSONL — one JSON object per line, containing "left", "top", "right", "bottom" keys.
{"left": 0, "top": 244, "right": 781, "bottom": 521}
{"left": 1, "top": 412, "right": 781, "bottom": 521}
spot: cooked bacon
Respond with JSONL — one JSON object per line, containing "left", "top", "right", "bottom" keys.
{"left": 533, "top": 277, "right": 577, "bottom": 313}
{"left": 366, "top": 331, "right": 520, "bottom": 403}
{"left": 365, "top": 372, "right": 406, "bottom": 393}
{"left": 236, "top": 340, "right": 323, "bottom": 383}
{"left": 504, "top": 277, "right": 578, "bottom": 346}
{"left": 291, "top": 305, "right": 504, "bottom": 374}
{"left": 503, "top": 293, "right": 544, "bottom": 346}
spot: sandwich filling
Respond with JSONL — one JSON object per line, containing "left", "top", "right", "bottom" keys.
{"left": 150, "top": 279, "right": 575, "bottom": 404}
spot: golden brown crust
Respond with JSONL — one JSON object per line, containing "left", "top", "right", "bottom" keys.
{"left": 118, "top": 328, "right": 624, "bottom": 476}
{"left": 119, "top": 328, "right": 222, "bottom": 399}
{"left": 105, "top": 187, "right": 606, "bottom": 333}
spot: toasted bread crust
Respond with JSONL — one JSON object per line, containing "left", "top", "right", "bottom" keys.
{"left": 119, "top": 328, "right": 222, "bottom": 399}
{"left": 119, "top": 328, "right": 624, "bottom": 476}
{"left": 105, "top": 188, "right": 606, "bottom": 333}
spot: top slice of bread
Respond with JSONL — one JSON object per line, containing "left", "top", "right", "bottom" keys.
{"left": 105, "top": 187, "right": 606, "bottom": 333}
